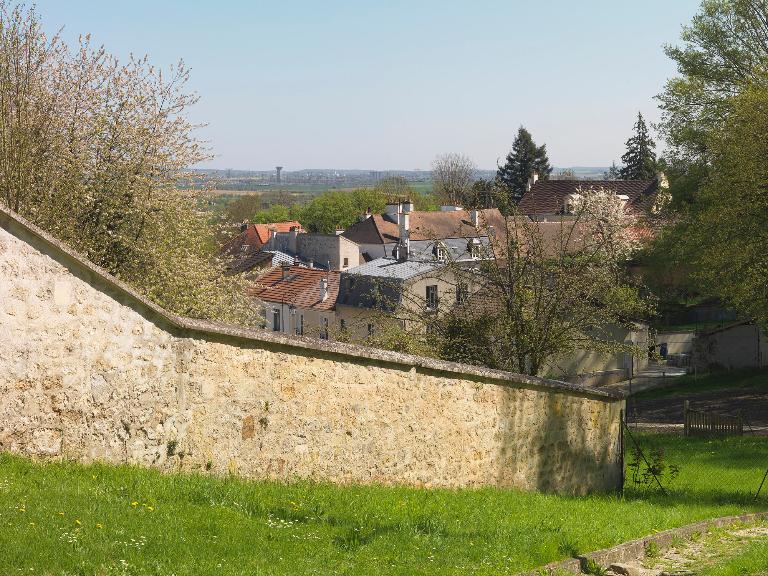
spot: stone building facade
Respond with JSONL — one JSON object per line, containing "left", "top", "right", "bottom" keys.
{"left": 0, "top": 207, "right": 625, "bottom": 494}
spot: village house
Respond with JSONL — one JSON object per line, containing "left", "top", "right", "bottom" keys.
{"left": 518, "top": 174, "right": 662, "bottom": 220}
{"left": 249, "top": 265, "right": 340, "bottom": 337}
{"left": 335, "top": 202, "right": 491, "bottom": 340}
{"left": 342, "top": 201, "right": 505, "bottom": 261}
{"left": 221, "top": 221, "right": 304, "bottom": 257}
{"left": 264, "top": 226, "right": 361, "bottom": 271}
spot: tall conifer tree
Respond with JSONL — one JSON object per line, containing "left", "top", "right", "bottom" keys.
{"left": 496, "top": 127, "right": 552, "bottom": 204}
{"left": 619, "top": 113, "right": 658, "bottom": 180}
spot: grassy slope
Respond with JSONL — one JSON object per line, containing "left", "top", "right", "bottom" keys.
{"left": 2, "top": 435, "right": 768, "bottom": 576}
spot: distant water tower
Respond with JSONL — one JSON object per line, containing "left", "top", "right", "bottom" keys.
{"left": 276, "top": 166, "right": 283, "bottom": 184}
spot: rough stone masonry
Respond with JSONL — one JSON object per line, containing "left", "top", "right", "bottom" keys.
{"left": 0, "top": 206, "right": 625, "bottom": 494}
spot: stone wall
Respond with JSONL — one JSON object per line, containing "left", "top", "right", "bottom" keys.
{"left": 0, "top": 207, "right": 625, "bottom": 494}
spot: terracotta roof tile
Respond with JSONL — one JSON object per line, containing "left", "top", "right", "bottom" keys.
{"left": 221, "top": 221, "right": 303, "bottom": 256}
{"left": 342, "top": 209, "right": 506, "bottom": 245}
{"left": 249, "top": 266, "right": 340, "bottom": 311}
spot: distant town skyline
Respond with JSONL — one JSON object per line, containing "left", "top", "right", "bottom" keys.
{"left": 35, "top": 0, "right": 700, "bottom": 170}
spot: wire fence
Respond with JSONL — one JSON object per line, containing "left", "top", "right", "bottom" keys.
{"left": 622, "top": 413, "right": 768, "bottom": 504}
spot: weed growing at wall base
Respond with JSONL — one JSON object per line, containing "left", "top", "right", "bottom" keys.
{"left": 0, "top": 447, "right": 767, "bottom": 576}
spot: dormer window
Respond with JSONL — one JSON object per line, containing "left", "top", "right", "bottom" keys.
{"left": 468, "top": 238, "right": 482, "bottom": 259}
{"left": 433, "top": 242, "right": 447, "bottom": 262}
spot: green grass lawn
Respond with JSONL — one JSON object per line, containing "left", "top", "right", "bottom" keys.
{"left": 700, "top": 539, "right": 768, "bottom": 575}
{"left": 635, "top": 368, "right": 768, "bottom": 401}
{"left": 1, "top": 434, "right": 767, "bottom": 575}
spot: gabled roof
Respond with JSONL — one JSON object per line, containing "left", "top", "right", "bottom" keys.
{"left": 249, "top": 266, "right": 340, "bottom": 311}
{"left": 518, "top": 179, "right": 659, "bottom": 216}
{"left": 342, "top": 209, "right": 505, "bottom": 245}
{"left": 221, "top": 221, "right": 304, "bottom": 256}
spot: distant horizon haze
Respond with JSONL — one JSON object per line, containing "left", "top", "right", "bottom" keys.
{"left": 33, "top": 0, "right": 700, "bottom": 171}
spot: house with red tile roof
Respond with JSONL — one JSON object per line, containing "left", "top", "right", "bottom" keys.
{"left": 221, "top": 221, "right": 304, "bottom": 257}
{"left": 249, "top": 265, "right": 340, "bottom": 337}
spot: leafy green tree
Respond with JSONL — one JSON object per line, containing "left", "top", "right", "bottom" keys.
{"left": 496, "top": 127, "right": 552, "bottom": 205}
{"left": 674, "top": 87, "right": 768, "bottom": 330}
{"left": 619, "top": 113, "right": 657, "bottom": 180}
{"left": 658, "top": 0, "right": 768, "bottom": 201}
{"left": 251, "top": 204, "right": 294, "bottom": 224}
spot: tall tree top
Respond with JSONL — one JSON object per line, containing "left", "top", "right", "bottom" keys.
{"left": 496, "top": 126, "right": 552, "bottom": 206}
{"left": 619, "top": 112, "right": 657, "bottom": 181}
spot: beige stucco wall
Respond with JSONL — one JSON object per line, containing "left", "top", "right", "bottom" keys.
{"left": 0, "top": 208, "right": 625, "bottom": 494}
{"left": 657, "top": 331, "right": 695, "bottom": 356}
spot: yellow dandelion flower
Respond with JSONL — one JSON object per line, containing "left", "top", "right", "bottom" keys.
{"left": 58, "top": 512, "right": 64, "bottom": 516}
{"left": 131, "top": 501, "right": 138, "bottom": 507}
{"left": 28, "top": 522, "right": 35, "bottom": 526}
{"left": 74, "top": 519, "right": 81, "bottom": 526}
{"left": 147, "top": 506, "right": 154, "bottom": 512}
{"left": 96, "top": 523, "right": 103, "bottom": 529}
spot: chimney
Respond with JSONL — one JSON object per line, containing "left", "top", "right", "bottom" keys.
{"left": 397, "top": 208, "right": 410, "bottom": 261}
{"left": 402, "top": 200, "right": 414, "bottom": 213}
{"left": 320, "top": 277, "right": 329, "bottom": 302}
{"left": 385, "top": 201, "right": 399, "bottom": 222}
{"left": 240, "top": 221, "right": 248, "bottom": 232}
{"left": 364, "top": 206, "right": 372, "bottom": 219}
{"left": 288, "top": 226, "right": 299, "bottom": 254}
{"left": 526, "top": 171, "right": 540, "bottom": 192}
{"left": 281, "top": 264, "right": 291, "bottom": 280}
{"left": 470, "top": 209, "right": 480, "bottom": 228}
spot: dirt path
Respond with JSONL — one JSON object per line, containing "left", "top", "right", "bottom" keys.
{"left": 605, "top": 523, "right": 768, "bottom": 576}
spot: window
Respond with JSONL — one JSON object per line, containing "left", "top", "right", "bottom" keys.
{"left": 343, "top": 257, "right": 349, "bottom": 268}
{"left": 456, "top": 283, "right": 469, "bottom": 305}
{"left": 367, "top": 323, "right": 375, "bottom": 337}
{"left": 321, "top": 317, "right": 329, "bottom": 340}
{"left": 272, "top": 308, "right": 281, "bottom": 332}
{"left": 296, "top": 314, "right": 304, "bottom": 336}
{"left": 435, "top": 245, "right": 446, "bottom": 262}
{"left": 426, "top": 285, "right": 438, "bottom": 310}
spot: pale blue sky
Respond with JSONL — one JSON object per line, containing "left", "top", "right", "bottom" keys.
{"left": 34, "top": 1, "right": 700, "bottom": 171}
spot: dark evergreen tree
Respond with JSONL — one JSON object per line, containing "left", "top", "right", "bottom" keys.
{"left": 496, "top": 127, "right": 552, "bottom": 204}
{"left": 619, "top": 113, "right": 658, "bottom": 180}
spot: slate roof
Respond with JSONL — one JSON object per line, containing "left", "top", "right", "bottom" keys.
{"left": 225, "top": 250, "right": 294, "bottom": 277}
{"left": 249, "top": 266, "right": 340, "bottom": 311}
{"left": 518, "top": 179, "right": 659, "bottom": 216}
{"left": 342, "top": 209, "right": 506, "bottom": 245}
{"left": 346, "top": 257, "right": 444, "bottom": 281}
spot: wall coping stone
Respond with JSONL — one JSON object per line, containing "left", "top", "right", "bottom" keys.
{"left": 0, "top": 204, "right": 624, "bottom": 402}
